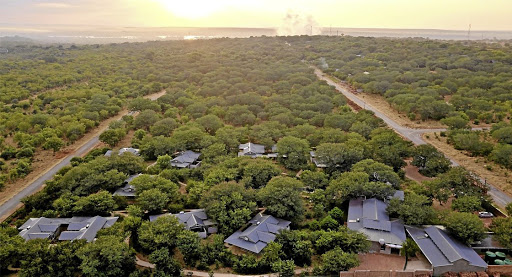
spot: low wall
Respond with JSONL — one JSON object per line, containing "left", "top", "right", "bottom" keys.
{"left": 488, "top": 265, "right": 512, "bottom": 275}
{"left": 340, "top": 270, "right": 432, "bottom": 277}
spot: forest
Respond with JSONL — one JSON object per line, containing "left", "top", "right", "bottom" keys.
{"left": 0, "top": 36, "right": 510, "bottom": 276}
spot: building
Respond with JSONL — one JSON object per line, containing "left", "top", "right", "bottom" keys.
{"left": 238, "top": 143, "right": 266, "bottom": 158}
{"left": 170, "top": 150, "right": 201, "bottom": 169}
{"left": 347, "top": 198, "right": 406, "bottom": 254}
{"left": 113, "top": 174, "right": 141, "bottom": 197}
{"left": 405, "top": 226, "right": 487, "bottom": 276}
{"left": 224, "top": 213, "right": 291, "bottom": 254}
{"left": 309, "top": 151, "right": 326, "bottom": 168}
{"left": 149, "top": 209, "right": 217, "bottom": 238}
{"left": 0, "top": 48, "right": 8, "bottom": 54}
{"left": 18, "top": 216, "right": 118, "bottom": 242}
{"left": 104, "top": 147, "right": 140, "bottom": 157}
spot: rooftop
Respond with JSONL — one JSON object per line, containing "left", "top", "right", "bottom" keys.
{"left": 113, "top": 174, "right": 141, "bottom": 197}
{"left": 347, "top": 198, "right": 406, "bottom": 246}
{"left": 406, "top": 225, "right": 487, "bottom": 268}
{"left": 149, "top": 209, "right": 216, "bottom": 238}
{"left": 18, "top": 216, "right": 118, "bottom": 242}
{"left": 105, "top": 148, "right": 140, "bottom": 157}
{"left": 170, "top": 150, "right": 201, "bottom": 168}
{"left": 224, "top": 213, "right": 290, "bottom": 254}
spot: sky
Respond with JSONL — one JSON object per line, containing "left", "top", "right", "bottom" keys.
{"left": 1, "top": 0, "right": 511, "bottom": 31}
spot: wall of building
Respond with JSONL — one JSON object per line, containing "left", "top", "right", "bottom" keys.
{"left": 340, "top": 270, "right": 432, "bottom": 277}
{"left": 434, "top": 260, "right": 486, "bottom": 276}
{"left": 488, "top": 265, "right": 512, "bottom": 275}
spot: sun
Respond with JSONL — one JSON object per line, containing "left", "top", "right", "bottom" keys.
{"left": 155, "top": 0, "right": 227, "bottom": 19}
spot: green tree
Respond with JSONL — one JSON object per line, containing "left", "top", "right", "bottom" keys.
{"left": 43, "top": 136, "right": 64, "bottom": 152}
{"left": 412, "top": 144, "right": 451, "bottom": 177}
{"left": 197, "top": 114, "right": 224, "bottom": 135}
{"left": 300, "top": 170, "right": 328, "bottom": 189}
{"left": 72, "top": 191, "right": 117, "bottom": 216}
{"left": 351, "top": 159, "right": 401, "bottom": 188}
{"left": 316, "top": 142, "right": 365, "bottom": 173}
{"left": 137, "top": 188, "right": 169, "bottom": 214}
{"left": 240, "top": 158, "right": 281, "bottom": 189}
{"left": 328, "top": 207, "right": 344, "bottom": 225}
{"left": 445, "top": 212, "right": 486, "bottom": 244}
{"left": 321, "top": 247, "right": 359, "bottom": 274}
{"left": 387, "top": 193, "right": 436, "bottom": 225}
{"left": 138, "top": 215, "right": 186, "bottom": 253}
{"left": 276, "top": 136, "right": 310, "bottom": 170}
{"left": 326, "top": 171, "right": 395, "bottom": 206}
{"left": 78, "top": 236, "right": 135, "bottom": 277}
{"left": 320, "top": 215, "right": 339, "bottom": 230}
{"left": 401, "top": 238, "right": 420, "bottom": 259}
{"left": 259, "top": 176, "right": 305, "bottom": 223}
{"left": 134, "top": 110, "right": 160, "bottom": 130}
{"left": 271, "top": 260, "right": 295, "bottom": 277}
{"left": 150, "top": 118, "right": 177, "bottom": 137}
{"left": 452, "top": 195, "right": 482, "bottom": 213}
{"left": 0, "top": 227, "right": 24, "bottom": 275}
{"left": 99, "top": 129, "right": 123, "bottom": 147}
{"left": 176, "top": 230, "right": 201, "bottom": 266}
{"left": 200, "top": 182, "right": 257, "bottom": 234}
{"left": 149, "top": 248, "right": 182, "bottom": 277}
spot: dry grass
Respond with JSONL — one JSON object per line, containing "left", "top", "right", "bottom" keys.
{"left": 422, "top": 132, "right": 512, "bottom": 199}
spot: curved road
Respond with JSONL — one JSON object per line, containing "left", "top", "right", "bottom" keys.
{"left": 315, "top": 68, "right": 512, "bottom": 208}
{"left": 0, "top": 90, "right": 166, "bottom": 221}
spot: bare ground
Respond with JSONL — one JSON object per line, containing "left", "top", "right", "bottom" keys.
{"left": 422, "top": 132, "right": 512, "bottom": 198}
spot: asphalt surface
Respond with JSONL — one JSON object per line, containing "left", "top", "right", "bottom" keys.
{"left": 0, "top": 91, "right": 166, "bottom": 221}
{"left": 315, "top": 68, "right": 512, "bottom": 208}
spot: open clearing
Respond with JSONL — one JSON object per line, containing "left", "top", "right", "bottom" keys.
{"left": 423, "top": 132, "right": 512, "bottom": 199}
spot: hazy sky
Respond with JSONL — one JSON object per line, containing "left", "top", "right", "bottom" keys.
{"left": 1, "top": 0, "right": 511, "bottom": 30}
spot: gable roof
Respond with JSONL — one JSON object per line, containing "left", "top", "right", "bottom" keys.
{"left": 18, "top": 216, "right": 118, "bottom": 242}
{"left": 149, "top": 209, "right": 216, "bottom": 228}
{"left": 113, "top": 174, "right": 141, "bottom": 197}
{"left": 224, "top": 213, "right": 291, "bottom": 254}
{"left": 238, "top": 143, "right": 266, "bottom": 156}
{"left": 171, "top": 150, "right": 201, "bottom": 168}
{"left": 347, "top": 198, "right": 406, "bottom": 246}
{"left": 405, "top": 226, "right": 487, "bottom": 269}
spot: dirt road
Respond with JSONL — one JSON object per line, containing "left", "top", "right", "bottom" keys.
{"left": 0, "top": 90, "right": 166, "bottom": 222}
{"left": 315, "top": 68, "right": 512, "bottom": 208}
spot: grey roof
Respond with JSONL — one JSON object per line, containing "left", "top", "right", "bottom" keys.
{"left": 105, "top": 148, "right": 140, "bottom": 157}
{"left": 224, "top": 213, "right": 291, "bottom": 254}
{"left": 471, "top": 234, "right": 507, "bottom": 250}
{"left": 347, "top": 198, "right": 406, "bottom": 246}
{"left": 170, "top": 150, "right": 201, "bottom": 168}
{"left": 309, "top": 151, "right": 327, "bottom": 168}
{"left": 149, "top": 209, "right": 216, "bottom": 230}
{"left": 406, "top": 226, "right": 487, "bottom": 269}
{"left": 18, "top": 216, "right": 118, "bottom": 242}
{"left": 238, "top": 143, "right": 266, "bottom": 157}
{"left": 113, "top": 174, "right": 141, "bottom": 197}
{"left": 391, "top": 190, "right": 405, "bottom": 201}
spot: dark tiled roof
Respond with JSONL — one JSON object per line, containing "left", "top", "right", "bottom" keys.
{"left": 224, "top": 213, "right": 290, "bottom": 254}
{"left": 149, "top": 209, "right": 216, "bottom": 230}
{"left": 347, "top": 198, "right": 406, "bottom": 246}
{"left": 406, "top": 226, "right": 487, "bottom": 269}
{"left": 170, "top": 150, "right": 201, "bottom": 168}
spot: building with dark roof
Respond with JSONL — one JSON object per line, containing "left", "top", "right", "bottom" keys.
{"left": 238, "top": 143, "right": 279, "bottom": 158}
{"left": 0, "top": 48, "right": 8, "bottom": 54}
{"left": 113, "top": 174, "right": 141, "bottom": 197}
{"left": 348, "top": 198, "right": 406, "bottom": 254}
{"left": 309, "top": 151, "right": 326, "bottom": 168}
{"left": 224, "top": 213, "right": 291, "bottom": 254}
{"left": 149, "top": 209, "right": 216, "bottom": 238}
{"left": 104, "top": 148, "right": 140, "bottom": 157}
{"left": 170, "top": 150, "right": 201, "bottom": 169}
{"left": 406, "top": 226, "right": 487, "bottom": 276}
{"left": 18, "top": 216, "right": 118, "bottom": 242}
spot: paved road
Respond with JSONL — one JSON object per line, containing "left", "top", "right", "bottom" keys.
{"left": 0, "top": 91, "right": 166, "bottom": 221}
{"left": 315, "top": 68, "right": 512, "bottom": 208}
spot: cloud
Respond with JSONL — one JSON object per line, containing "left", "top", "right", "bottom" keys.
{"left": 34, "top": 2, "right": 72, "bottom": 8}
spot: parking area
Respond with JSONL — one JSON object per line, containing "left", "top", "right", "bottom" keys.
{"left": 350, "top": 253, "right": 406, "bottom": 271}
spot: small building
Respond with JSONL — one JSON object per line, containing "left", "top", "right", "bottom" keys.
{"left": 238, "top": 143, "right": 266, "bottom": 158}
{"left": 0, "top": 48, "right": 8, "bottom": 54}
{"left": 309, "top": 151, "right": 326, "bottom": 168}
{"left": 18, "top": 216, "right": 118, "bottom": 242}
{"left": 149, "top": 209, "right": 216, "bottom": 238}
{"left": 170, "top": 150, "right": 201, "bottom": 169}
{"left": 113, "top": 174, "right": 141, "bottom": 197}
{"left": 405, "top": 226, "right": 487, "bottom": 276}
{"left": 224, "top": 213, "right": 291, "bottom": 254}
{"left": 104, "top": 148, "right": 140, "bottom": 157}
{"left": 347, "top": 198, "right": 406, "bottom": 254}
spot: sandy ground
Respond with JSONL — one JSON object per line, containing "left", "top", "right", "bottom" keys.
{"left": 404, "top": 159, "right": 433, "bottom": 183}
{"left": 422, "top": 132, "right": 512, "bottom": 199}
{"left": 0, "top": 90, "right": 166, "bottom": 208}
{"left": 350, "top": 253, "right": 406, "bottom": 271}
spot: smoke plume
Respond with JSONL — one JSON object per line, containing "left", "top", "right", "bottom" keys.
{"left": 278, "top": 10, "right": 322, "bottom": 36}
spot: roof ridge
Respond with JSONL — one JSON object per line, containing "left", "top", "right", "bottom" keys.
{"left": 426, "top": 227, "right": 463, "bottom": 262}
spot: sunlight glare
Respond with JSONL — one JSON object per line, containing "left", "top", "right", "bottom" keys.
{"left": 155, "top": 0, "right": 231, "bottom": 19}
